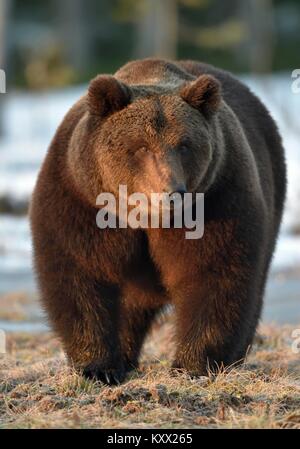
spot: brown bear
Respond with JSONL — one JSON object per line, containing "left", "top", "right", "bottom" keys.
{"left": 30, "top": 58, "right": 286, "bottom": 384}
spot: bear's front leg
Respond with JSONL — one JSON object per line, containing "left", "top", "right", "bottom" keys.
{"left": 78, "top": 278, "right": 125, "bottom": 384}
{"left": 149, "top": 220, "right": 266, "bottom": 376}
{"left": 38, "top": 253, "right": 125, "bottom": 384}
{"left": 171, "top": 266, "right": 262, "bottom": 376}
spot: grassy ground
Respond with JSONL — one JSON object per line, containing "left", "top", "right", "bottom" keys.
{"left": 0, "top": 316, "right": 300, "bottom": 429}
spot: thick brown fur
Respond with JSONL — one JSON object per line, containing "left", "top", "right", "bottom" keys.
{"left": 30, "top": 58, "right": 286, "bottom": 384}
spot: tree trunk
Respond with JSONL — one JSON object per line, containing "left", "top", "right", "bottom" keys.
{"left": 237, "top": 0, "right": 274, "bottom": 73}
{"left": 55, "top": 0, "right": 91, "bottom": 74}
{"left": 135, "top": 0, "right": 178, "bottom": 60}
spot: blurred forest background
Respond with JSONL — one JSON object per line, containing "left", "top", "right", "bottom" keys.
{"left": 1, "top": 0, "right": 300, "bottom": 90}
{"left": 0, "top": 0, "right": 299, "bottom": 327}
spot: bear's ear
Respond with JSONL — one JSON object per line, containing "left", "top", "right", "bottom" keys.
{"left": 88, "top": 75, "right": 131, "bottom": 117}
{"left": 180, "top": 75, "right": 221, "bottom": 118}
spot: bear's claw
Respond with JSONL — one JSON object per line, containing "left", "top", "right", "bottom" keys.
{"left": 82, "top": 364, "right": 126, "bottom": 385}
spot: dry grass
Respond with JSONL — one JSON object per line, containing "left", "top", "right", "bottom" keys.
{"left": 0, "top": 318, "right": 299, "bottom": 429}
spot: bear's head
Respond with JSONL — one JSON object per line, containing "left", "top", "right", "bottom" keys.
{"left": 71, "top": 70, "right": 223, "bottom": 206}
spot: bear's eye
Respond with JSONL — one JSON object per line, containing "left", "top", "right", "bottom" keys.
{"left": 130, "top": 144, "right": 149, "bottom": 155}
{"left": 180, "top": 144, "right": 190, "bottom": 154}
{"left": 139, "top": 146, "right": 149, "bottom": 153}
{"left": 132, "top": 145, "right": 149, "bottom": 159}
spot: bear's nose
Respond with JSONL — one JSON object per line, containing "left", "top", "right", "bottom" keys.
{"left": 168, "top": 184, "right": 187, "bottom": 198}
